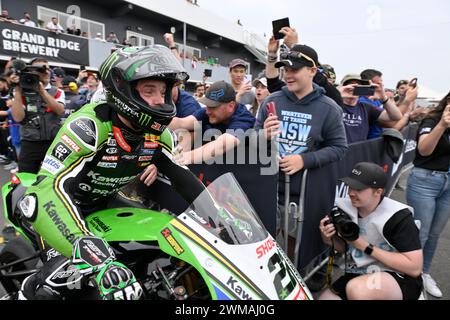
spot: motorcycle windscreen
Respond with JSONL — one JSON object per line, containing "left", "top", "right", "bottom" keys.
{"left": 184, "top": 173, "right": 268, "bottom": 245}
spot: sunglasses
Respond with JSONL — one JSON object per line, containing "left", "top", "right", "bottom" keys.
{"left": 280, "top": 51, "right": 317, "bottom": 68}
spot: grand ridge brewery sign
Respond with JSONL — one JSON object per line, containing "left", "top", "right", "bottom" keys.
{"left": 0, "top": 22, "right": 89, "bottom": 65}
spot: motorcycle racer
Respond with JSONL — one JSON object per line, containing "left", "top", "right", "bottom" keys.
{"left": 17, "top": 45, "right": 209, "bottom": 300}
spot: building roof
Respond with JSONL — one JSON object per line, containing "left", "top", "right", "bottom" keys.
{"left": 125, "top": 0, "right": 266, "bottom": 51}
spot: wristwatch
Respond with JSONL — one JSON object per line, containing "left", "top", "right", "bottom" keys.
{"left": 364, "top": 243, "right": 374, "bottom": 256}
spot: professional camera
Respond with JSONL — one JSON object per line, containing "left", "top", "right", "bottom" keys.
{"left": 328, "top": 206, "right": 360, "bottom": 241}
{"left": 10, "top": 59, "right": 44, "bottom": 93}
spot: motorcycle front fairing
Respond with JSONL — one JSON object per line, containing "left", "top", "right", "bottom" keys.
{"left": 171, "top": 173, "right": 313, "bottom": 300}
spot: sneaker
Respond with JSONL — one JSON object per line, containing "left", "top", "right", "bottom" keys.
{"left": 422, "top": 273, "right": 442, "bottom": 298}
{"left": 3, "top": 161, "right": 17, "bottom": 170}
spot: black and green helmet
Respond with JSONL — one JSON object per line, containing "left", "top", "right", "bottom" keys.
{"left": 99, "top": 45, "right": 189, "bottom": 134}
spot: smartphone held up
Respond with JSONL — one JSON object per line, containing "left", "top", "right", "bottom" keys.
{"left": 353, "top": 85, "right": 376, "bottom": 97}
{"left": 266, "top": 102, "right": 277, "bottom": 116}
{"left": 272, "top": 17, "right": 290, "bottom": 40}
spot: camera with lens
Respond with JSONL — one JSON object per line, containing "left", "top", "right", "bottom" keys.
{"left": 328, "top": 206, "right": 360, "bottom": 241}
{"left": 10, "top": 59, "right": 45, "bottom": 94}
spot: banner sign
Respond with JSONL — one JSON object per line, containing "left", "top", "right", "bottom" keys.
{"left": 0, "top": 22, "right": 89, "bottom": 65}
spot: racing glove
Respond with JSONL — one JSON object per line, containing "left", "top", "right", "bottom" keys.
{"left": 71, "top": 236, "right": 143, "bottom": 300}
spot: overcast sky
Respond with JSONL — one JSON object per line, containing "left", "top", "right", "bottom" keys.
{"left": 199, "top": 0, "right": 450, "bottom": 98}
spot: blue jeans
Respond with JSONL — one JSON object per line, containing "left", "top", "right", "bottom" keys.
{"left": 406, "top": 167, "right": 450, "bottom": 273}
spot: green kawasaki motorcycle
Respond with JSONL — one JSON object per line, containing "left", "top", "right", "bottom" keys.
{"left": 1, "top": 172, "right": 312, "bottom": 300}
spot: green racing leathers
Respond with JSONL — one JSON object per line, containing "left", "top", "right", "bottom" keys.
{"left": 21, "top": 102, "right": 206, "bottom": 257}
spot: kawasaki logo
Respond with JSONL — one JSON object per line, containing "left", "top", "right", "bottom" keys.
{"left": 226, "top": 276, "right": 253, "bottom": 300}
{"left": 92, "top": 217, "right": 111, "bottom": 233}
{"left": 44, "top": 201, "right": 76, "bottom": 244}
{"left": 87, "top": 171, "right": 135, "bottom": 183}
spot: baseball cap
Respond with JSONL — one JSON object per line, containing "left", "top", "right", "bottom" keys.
{"left": 340, "top": 74, "right": 370, "bottom": 86}
{"left": 61, "top": 76, "right": 78, "bottom": 90}
{"left": 53, "top": 67, "right": 65, "bottom": 78}
{"left": 396, "top": 79, "right": 408, "bottom": 89}
{"left": 61, "top": 75, "right": 77, "bottom": 86}
{"left": 275, "top": 44, "right": 319, "bottom": 70}
{"left": 198, "top": 81, "right": 236, "bottom": 107}
{"left": 252, "top": 77, "right": 267, "bottom": 87}
{"left": 340, "top": 162, "right": 387, "bottom": 191}
{"left": 229, "top": 58, "right": 248, "bottom": 70}
{"left": 321, "top": 64, "right": 336, "bottom": 81}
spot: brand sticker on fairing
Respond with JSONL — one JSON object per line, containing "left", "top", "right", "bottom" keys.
{"left": 52, "top": 142, "right": 72, "bottom": 162}
{"left": 144, "top": 142, "right": 159, "bottom": 149}
{"left": 106, "top": 147, "right": 118, "bottom": 154}
{"left": 42, "top": 155, "right": 65, "bottom": 174}
{"left": 113, "top": 126, "right": 131, "bottom": 152}
{"left": 256, "top": 239, "right": 275, "bottom": 259}
{"left": 68, "top": 117, "right": 97, "bottom": 150}
{"left": 138, "top": 156, "right": 153, "bottom": 162}
{"left": 102, "top": 155, "right": 119, "bottom": 161}
{"left": 97, "top": 161, "right": 118, "bottom": 168}
{"left": 145, "top": 134, "right": 160, "bottom": 141}
{"left": 107, "top": 138, "right": 117, "bottom": 146}
{"left": 79, "top": 183, "right": 92, "bottom": 192}
{"left": 122, "top": 154, "right": 137, "bottom": 160}
{"left": 140, "top": 148, "right": 157, "bottom": 155}
{"left": 161, "top": 228, "right": 184, "bottom": 255}
{"left": 61, "top": 134, "right": 81, "bottom": 152}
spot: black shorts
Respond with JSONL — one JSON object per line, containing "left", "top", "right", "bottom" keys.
{"left": 331, "top": 272, "right": 423, "bottom": 300}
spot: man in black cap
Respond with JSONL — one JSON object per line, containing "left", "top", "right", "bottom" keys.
{"left": 255, "top": 43, "right": 348, "bottom": 231}
{"left": 265, "top": 28, "right": 343, "bottom": 106}
{"left": 318, "top": 162, "right": 423, "bottom": 300}
{"left": 228, "top": 58, "right": 255, "bottom": 105}
{"left": 169, "top": 80, "right": 255, "bottom": 165}
{"left": 52, "top": 67, "right": 66, "bottom": 89}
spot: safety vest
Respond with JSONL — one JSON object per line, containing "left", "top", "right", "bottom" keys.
{"left": 20, "top": 86, "right": 62, "bottom": 141}
{"left": 335, "top": 196, "right": 413, "bottom": 274}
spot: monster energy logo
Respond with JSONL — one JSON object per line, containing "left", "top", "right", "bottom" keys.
{"left": 139, "top": 113, "right": 152, "bottom": 126}
{"left": 100, "top": 52, "right": 119, "bottom": 78}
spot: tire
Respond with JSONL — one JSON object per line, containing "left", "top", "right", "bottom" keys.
{"left": 0, "top": 237, "right": 40, "bottom": 296}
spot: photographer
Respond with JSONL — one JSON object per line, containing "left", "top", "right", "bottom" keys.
{"left": 11, "top": 57, "right": 65, "bottom": 173}
{"left": 318, "top": 162, "right": 423, "bottom": 300}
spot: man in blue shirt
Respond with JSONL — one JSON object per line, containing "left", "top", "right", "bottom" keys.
{"left": 359, "top": 69, "right": 385, "bottom": 139}
{"left": 172, "top": 86, "right": 201, "bottom": 118}
{"left": 339, "top": 74, "right": 401, "bottom": 144}
{"left": 169, "top": 80, "right": 255, "bottom": 164}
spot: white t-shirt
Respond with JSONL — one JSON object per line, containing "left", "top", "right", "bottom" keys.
{"left": 20, "top": 19, "right": 36, "bottom": 27}
{"left": 46, "top": 21, "right": 64, "bottom": 32}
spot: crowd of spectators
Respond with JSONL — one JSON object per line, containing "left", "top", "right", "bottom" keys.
{"left": 0, "top": 8, "right": 123, "bottom": 43}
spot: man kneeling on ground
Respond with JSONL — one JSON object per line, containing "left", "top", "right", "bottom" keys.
{"left": 319, "top": 162, "right": 423, "bottom": 300}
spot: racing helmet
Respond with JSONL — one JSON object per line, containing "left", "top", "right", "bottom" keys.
{"left": 99, "top": 45, "right": 189, "bottom": 134}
